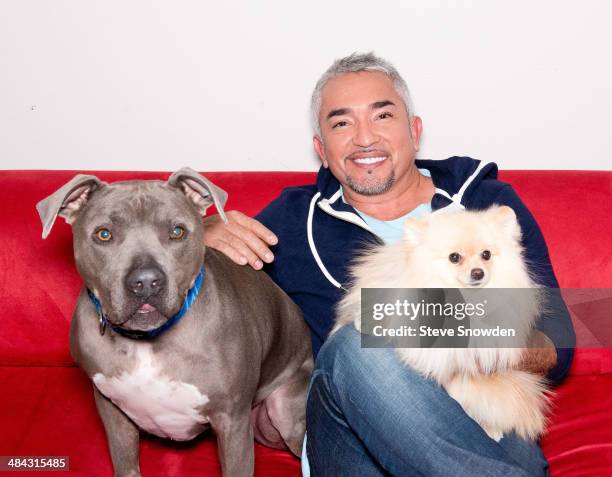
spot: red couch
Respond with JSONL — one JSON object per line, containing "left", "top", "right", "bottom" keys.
{"left": 1, "top": 169, "right": 611, "bottom": 476}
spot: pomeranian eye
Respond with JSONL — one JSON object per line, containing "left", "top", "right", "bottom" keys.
{"left": 449, "top": 252, "right": 462, "bottom": 264}
{"left": 481, "top": 250, "right": 491, "bottom": 261}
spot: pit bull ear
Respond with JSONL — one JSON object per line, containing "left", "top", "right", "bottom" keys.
{"left": 36, "top": 174, "right": 105, "bottom": 239}
{"left": 168, "top": 167, "right": 228, "bottom": 223}
{"left": 403, "top": 217, "right": 428, "bottom": 247}
{"left": 489, "top": 205, "right": 521, "bottom": 240}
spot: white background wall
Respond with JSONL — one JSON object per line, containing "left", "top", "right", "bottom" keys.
{"left": 0, "top": 0, "right": 610, "bottom": 171}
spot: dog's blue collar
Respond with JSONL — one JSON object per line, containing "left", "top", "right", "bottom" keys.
{"left": 87, "top": 267, "right": 204, "bottom": 340}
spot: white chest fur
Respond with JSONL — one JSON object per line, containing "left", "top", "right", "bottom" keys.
{"left": 92, "top": 343, "right": 209, "bottom": 441}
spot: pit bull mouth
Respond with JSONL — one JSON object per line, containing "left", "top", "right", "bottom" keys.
{"left": 100, "top": 296, "right": 169, "bottom": 331}
{"left": 108, "top": 297, "right": 177, "bottom": 332}
{"left": 137, "top": 303, "right": 157, "bottom": 314}
{"left": 121, "top": 307, "right": 169, "bottom": 331}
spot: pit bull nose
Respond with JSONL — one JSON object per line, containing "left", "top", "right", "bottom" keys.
{"left": 471, "top": 268, "right": 485, "bottom": 281}
{"left": 125, "top": 266, "right": 166, "bottom": 297}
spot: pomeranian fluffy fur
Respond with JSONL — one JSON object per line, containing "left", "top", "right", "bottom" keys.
{"left": 333, "top": 205, "right": 550, "bottom": 441}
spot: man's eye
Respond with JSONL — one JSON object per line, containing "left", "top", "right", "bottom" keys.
{"left": 377, "top": 112, "right": 393, "bottom": 120}
{"left": 332, "top": 120, "right": 348, "bottom": 129}
{"left": 170, "top": 226, "right": 186, "bottom": 240}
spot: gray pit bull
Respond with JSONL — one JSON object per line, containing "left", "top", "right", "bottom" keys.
{"left": 37, "top": 168, "right": 313, "bottom": 477}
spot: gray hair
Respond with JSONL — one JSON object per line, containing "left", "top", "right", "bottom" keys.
{"left": 310, "top": 52, "right": 414, "bottom": 135}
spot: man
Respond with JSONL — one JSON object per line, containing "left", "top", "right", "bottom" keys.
{"left": 204, "top": 52, "right": 574, "bottom": 475}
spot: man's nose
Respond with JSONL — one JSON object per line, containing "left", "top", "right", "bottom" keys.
{"left": 352, "top": 121, "right": 379, "bottom": 148}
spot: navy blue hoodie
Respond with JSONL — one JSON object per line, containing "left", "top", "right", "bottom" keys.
{"left": 257, "top": 157, "right": 575, "bottom": 382}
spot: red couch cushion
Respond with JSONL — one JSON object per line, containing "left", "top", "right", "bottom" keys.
{"left": 1, "top": 169, "right": 611, "bottom": 476}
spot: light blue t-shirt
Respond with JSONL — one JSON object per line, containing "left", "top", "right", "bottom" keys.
{"left": 356, "top": 202, "right": 432, "bottom": 244}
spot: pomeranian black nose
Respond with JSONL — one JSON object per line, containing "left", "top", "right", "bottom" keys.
{"left": 470, "top": 268, "right": 485, "bottom": 281}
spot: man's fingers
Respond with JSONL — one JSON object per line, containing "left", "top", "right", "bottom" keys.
{"left": 208, "top": 239, "right": 248, "bottom": 266}
{"left": 227, "top": 234, "right": 265, "bottom": 269}
{"left": 203, "top": 211, "right": 277, "bottom": 270}
{"left": 210, "top": 236, "right": 264, "bottom": 270}
{"left": 229, "top": 211, "right": 278, "bottom": 246}
{"left": 248, "top": 219, "right": 278, "bottom": 246}
{"left": 226, "top": 221, "right": 275, "bottom": 264}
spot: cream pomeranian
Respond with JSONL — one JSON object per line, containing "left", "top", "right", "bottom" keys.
{"left": 333, "top": 205, "right": 550, "bottom": 441}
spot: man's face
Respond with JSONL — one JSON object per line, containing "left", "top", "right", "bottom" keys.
{"left": 314, "top": 71, "right": 422, "bottom": 196}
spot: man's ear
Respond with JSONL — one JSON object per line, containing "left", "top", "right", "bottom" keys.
{"left": 36, "top": 174, "right": 106, "bottom": 239}
{"left": 403, "top": 217, "right": 428, "bottom": 247}
{"left": 409, "top": 116, "right": 423, "bottom": 153}
{"left": 313, "top": 135, "right": 328, "bottom": 168}
{"left": 168, "top": 167, "right": 228, "bottom": 223}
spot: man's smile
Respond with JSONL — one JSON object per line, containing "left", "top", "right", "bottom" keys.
{"left": 347, "top": 150, "right": 389, "bottom": 170}
{"left": 353, "top": 156, "right": 386, "bottom": 165}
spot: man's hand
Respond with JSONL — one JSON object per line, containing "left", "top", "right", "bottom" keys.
{"left": 203, "top": 211, "right": 278, "bottom": 270}
{"left": 516, "top": 330, "right": 557, "bottom": 376}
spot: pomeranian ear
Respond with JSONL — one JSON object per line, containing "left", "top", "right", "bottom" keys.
{"left": 490, "top": 205, "right": 521, "bottom": 240}
{"left": 403, "top": 217, "right": 428, "bottom": 246}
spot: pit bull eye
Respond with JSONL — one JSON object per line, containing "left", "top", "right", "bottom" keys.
{"left": 170, "top": 226, "right": 186, "bottom": 240}
{"left": 481, "top": 250, "right": 491, "bottom": 261}
{"left": 449, "top": 252, "right": 461, "bottom": 264}
{"left": 95, "top": 228, "right": 112, "bottom": 242}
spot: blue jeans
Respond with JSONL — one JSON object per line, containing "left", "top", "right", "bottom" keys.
{"left": 306, "top": 325, "right": 549, "bottom": 476}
